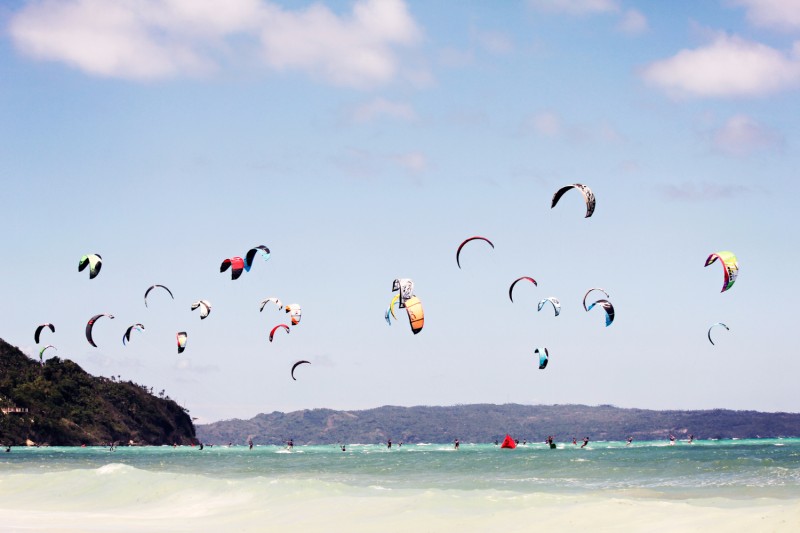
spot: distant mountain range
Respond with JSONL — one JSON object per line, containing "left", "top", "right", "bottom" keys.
{"left": 196, "top": 404, "right": 800, "bottom": 445}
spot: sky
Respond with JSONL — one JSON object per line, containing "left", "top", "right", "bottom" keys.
{"left": 1, "top": 0, "right": 798, "bottom": 423}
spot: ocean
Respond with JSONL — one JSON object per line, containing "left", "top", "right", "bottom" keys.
{"left": 1, "top": 439, "right": 798, "bottom": 532}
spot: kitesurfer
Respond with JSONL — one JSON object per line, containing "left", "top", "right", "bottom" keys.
{"left": 454, "top": 439, "right": 460, "bottom": 450}
{"left": 688, "top": 434, "right": 695, "bottom": 444}
{"left": 199, "top": 443, "right": 204, "bottom": 450}
{"left": 626, "top": 437, "right": 633, "bottom": 446}
{"left": 546, "top": 436, "right": 555, "bottom": 449}
{"left": 341, "top": 445, "right": 346, "bottom": 452}
{"left": 287, "top": 439, "right": 294, "bottom": 450}
{"left": 249, "top": 438, "right": 254, "bottom": 450}
{"left": 669, "top": 435, "right": 676, "bottom": 445}
{"left": 387, "top": 439, "right": 392, "bottom": 449}
{"left": 4, "top": 446, "right": 10, "bottom": 453}
{"left": 572, "top": 437, "right": 577, "bottom": 445}
{"left": 581, "top": 437, "right": 589, "bottom": 448}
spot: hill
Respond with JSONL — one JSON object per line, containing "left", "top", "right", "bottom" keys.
{"left": 197, "top": 404, "right": 800, "bottom": 445}
{"left": 0, "top": 338, "right": 195, "bottom": 446}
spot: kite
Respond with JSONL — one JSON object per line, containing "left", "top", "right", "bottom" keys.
{"left": 551, "top": 184, "right": 595, "bottom": 218}
{"left": 705, "top": 251, "right": 739, "bottom": 293}
{"left": 144, "top": 284, "right": 174, "bottom": 307}
{"left": 405, "top": 296, "right": 424, "bottom": 334}
{"left": 78, "top": 254, "right": 103, "bottom": 279}
{"left": 244, "top": 245, "right": 271, "bottom": 272}
{"left": 285, "top": 304, "right": 302, "bottom": 326}
{"left": 291, "top": 360, "right": 310, "bottom": 381}
{"left": 191, "top": 300, "right": 212, "bottom": 320}
{"left": 260, "top": 297, "right": 283, "bottom": 312}
{"left": 587, "top": 299, "right": 615, "bottom": 327}
{"left": 392, "top": 279, "right": 415, "bottom": 308}
{"left": 456, "top": 236, "right": 494, "bottom": 268}
{"left": 708, "top": 323, "right": 730, "bottom": 345}
{"left": 269, "top": 324, "right": 290, "bottom": 342}
{"left": 537, "top": 297, "right": 561, "bottom": 317}
{"left": 220, "top": 257, "right": 245, "bottom": 280}
{"left": 385, "top": 294, "right": 400, "bottom": 325}
{"left": 86, "top": 313, "right": 115, "bottom": 347}
{"left": 583, "top": 288, "right": 610, "bottom": 312}
{"left": 177, "top": 332, "right": 188, "bottom": 354}
{"left": 509, "top": 277, "right": 537, "bottom": 302}
{"left": 535, "top": 347, "right": 549, "bottom": 370}
{"left": 122, "top": 323, "right": 145, "bottom": 345}
{"left": 34, "top": 323, "right": 55, "bottom": 344}
{"left": 39, "top": 344, "right": 56, "bottom": 363}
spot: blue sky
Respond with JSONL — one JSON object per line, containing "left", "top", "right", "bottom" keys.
{"left": 1, "top": 0, "right": 797, "bottom": 423}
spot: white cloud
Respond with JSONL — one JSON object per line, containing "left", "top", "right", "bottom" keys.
{"left": 527, "top": 0, "right": 619, "bottom": 15}
{"left": 9, "top": 0, "right": 422, "bottom": 87}
{"left": 711, "top": 114, "right": 783, "bottom": 155}
{"left": 730, "top": 0, "right": 800, "bottom": 32}
{"left": 521, "top": 110, "right": 623, "bottom": 143}
{"left": 641, "top": 33, "right": 800, "bottom": 97}
{"left": 617, "top": 9, "right": 647, "bottom": 34}
{"left": 393, "top": 151, "right": 427, "bottom": 173}
{"left": 529, "top": 111, "right": 563, "bottom": 137}
{"left": 659, "top": 182, "right": 750, "bottom": 201}
{"left": 474, "top": 30, "right": 514, "bottom": 55}
{"left": 350, "top": 98, "right": 417, "bottom": 123}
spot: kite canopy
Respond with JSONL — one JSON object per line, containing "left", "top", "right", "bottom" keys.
{"left": 588, "top": 299, "right": 615, "bottom": 327}
{"left": 122, "top": 323, "right": 144, "bottom": 345}
{"left": 392, "top": 278, "right": 415, "bottom": 308}
{"left": 244, "top": 245, "right": 271, "bottom": 272}
{"left": 191, "top": 300, "right": 212, "bottom": 319}
{"left": 260, "top": 297, "right": 283, "bottom": 312}
{"left": 144, "top": 284, "right": 174, "bottom": 307}
{"left": 385, "top": 294, "right": 400, "bottom": 325}
{"left": 537, "top": 297, "right": 561, "bottom": 317}
{"left": 708, "top": 322, "right": 729, "bottom": 345}
{"left": 535, "top": 347, "right": 549, "bottom": 370}
{"left": 405, "top": 296, "right": 424, "bottom": 334}
{"left": 456, "top": 236, "right": 494, "bottom": 268}
{"left": 583, "top": 288, "right": 610, "bottom": 311}
{"left": 34, "top": 323, "right": 55, "bottom": 344}
{"left": 38, "top": 344, "right": 56, "bottom": 363}
{"left": 269, "top": 324, "right": 290, "bottom": 342}
{"left": 705, "top": 251, "right": 739, "bottom": 292}
{"left": 500, "top": 434, "right": 516, "bottom": 449}
{"left": 176, "top": 332, "right": 188, "bottom": 354}
{"left": 509, "top": 277, "right": 537, "bottom": 302}
{"left": 86, "top": 313, "right": 114, "bottom": 347}
{"left": 220, "top": 257, "right": 245, "bottom": 280}
{"left": 291, "top": 360, "right": 310, "bottom": 381}
{"left": 285, "top": 304, "right": 302, "bottom": 326}
{"left": 78, "top": 254, "right": 103, "bottom": 279}
{"left": 551, "top": 184, "right": 595, "bottom": 218}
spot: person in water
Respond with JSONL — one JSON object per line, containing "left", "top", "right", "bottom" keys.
{"left": 572, "top": 437, "right": 577, "bottom": 445}
{"left": 688, "top": 434, "right": 695, "bottom": 444}
{"left": 341, "top": 444, "right": 346, "bottom": 452}
{"left": 454, "top": 439, "right": 460, "bottom": 450}
{"left": 287, "top": 439, "right": 294, "bottom": 450}
{"left": 387, "top": 439, "right": 392, "bottom": 449}
{"left": 198, "top": 442, "right": 204, "bottom": 450}
{"left": 581, "top": 437, "right": 589, "bottom": 448}
{"left": 248, "top": 438, "right": 254, "bottom": 450}
{"left": 4, "top": 446, "right": 10, "bottom": 453}
{"left": 626, "top": 436, "right": 634, "bottom": 446}
{"left": 669, "top": 434, "right": 676, "bottom": 445}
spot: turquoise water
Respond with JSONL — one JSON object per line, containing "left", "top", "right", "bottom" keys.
{"left": 1, "top": 439, "right": 799, "bottom": 531}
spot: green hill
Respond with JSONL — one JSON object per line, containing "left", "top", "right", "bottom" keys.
{"left": 0, "top": 338, "right": 195, "bottom": 446}
{"left": 197, "top": 404, "right": 800, "bottom": 445}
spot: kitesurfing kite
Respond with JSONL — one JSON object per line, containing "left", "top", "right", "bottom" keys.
{"left": 244, "top": 245, "right": 270, "bottom": 272}
{"left": 405, "top": 296, "right": 424, "bottom": 334}
{"left": 285, "top": 304, "right": 302, "bottom": 326}
{"left": 509, "top": 277, "right": 537, "bottom": 302}
{"left": 220, "top": 257, "right": 245, "bottom": 280}
{"left": 708, "top": 323, "right": 730, "bottom": 345}
{"left": 34, "top": 323, "right": 55, "bottom": 344}
{"left": 177, "top": 332, "right": 188, "bottom": 354}
{"left": 535, "top": 347, "right": 549, "bottom": 370}
{"left": 537, "top": 297, "right": 561, "bottom": 317}
{"left": 551, "top": 184, "right": 595, "bottom": 218}
{"left": 39, "top": 344, "right": 56, "bottom": 363}
{"left": 86, "top": 313, "right": 115, "bottom": 347}
{"left": 583, "top": 288, "right": 610, "bottom": 312}
{"left": 144, "top": 284, "right": 174, "bottom": 307}
{"left": 191, "top": 300, "right": 212, "bottom": 320}
{"left": 587, "top": 300, "right": 615, "bottom": 327}
{"left": 705, "top": 251, "right": 739, "bottom": 292}
{"left": 78, "top": 254, "right": 103, "bottom": 279}
{"left": 122, "top": 323, "right": 145, "bottom": 345}
{"left": 291, "top": 360, "right": 310, "bottom": 381}
{"left": 392, "top": 279, "right": 415, "bottom": 308}
{"left": 269, "top": 324, "right": 290, "bottom": 342}
{"left": 260, "top": 297, "right": 283, "bottom": 312}
{"left": 456, "top": 236, "right": 494, "bottom": 268}
{"left": 385, "top": 294, "right": 400, "bottom": 325}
